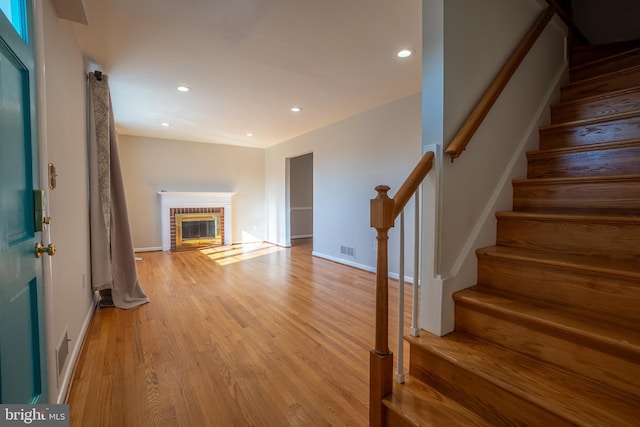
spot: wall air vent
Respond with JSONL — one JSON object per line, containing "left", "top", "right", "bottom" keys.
{"left": 340, "top": 245, "right": 355, "bottom": 258}
{"left": 56, "top": 329, "right": 70, "bottom": 384}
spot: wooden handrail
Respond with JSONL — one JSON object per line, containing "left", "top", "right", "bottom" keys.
{"left": 445, "top": 6, "right": 556, "bottom": 161}
{"left": 393, "top": 151, "right": 434, "bottom": 218}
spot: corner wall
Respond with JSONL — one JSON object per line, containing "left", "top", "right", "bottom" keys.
{"left": 265, "top": 93, "right": 422, "bottom": 277}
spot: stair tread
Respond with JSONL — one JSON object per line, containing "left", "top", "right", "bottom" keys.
{"left": 571, "top": 39, "right": 640, "bottom": 67}
{"left": 407, "top": 332, "right": 640, "bottom": 425}
{"left": 476, "top": 245, "right": 640, "bottom": 280}
{"left": 512, "top": 172, "right": 640, "bottom": 185}
{"left": 455, "top": 287, "right": 640, "bottom": 358}
{"left": 563, "top": 65, "right": 640, "bottom": 90}
{"left": 527, "top": 138, "right": 640, "bottom": 159}
{"left": 552, "top": 85, "right": 640, "bottom": 109}
{"left": 383, "top": 377, "right": 492, "bottom": 427}
{"left": 540, "top": 108, "right": 640, "bottom": 132}
{"left": 570, "top": 47, "right": 640, "bottom": 75}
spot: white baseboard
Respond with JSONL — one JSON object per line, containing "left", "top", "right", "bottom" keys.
{"left": 265, "top": 240, "right": 291, "bottom": 248}
{"left": 292, "top": 234, "right": 313, "bottom": 239}
{"left": 58, "top": 293, "right": 99, "bottom": 404}
{"left": 312, "top": 251, "right": 374, "bottom": 273}
{"left": 311, "top": 251, "right": 415, "bottom": 284}
{"left": 134, "top": 246, "right": 162, "bottom": 252}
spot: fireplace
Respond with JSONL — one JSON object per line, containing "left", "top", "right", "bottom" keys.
{"left": 172, "top": 209, "right": 223, "bottom": 250}
{"left": 176, "top": 213, "right": 220, "bottom": 246}
{"left": 158, "top": 192, "right": 234, "bottom": 251}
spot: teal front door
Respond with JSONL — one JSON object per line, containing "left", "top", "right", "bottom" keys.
{"left": 0, "top": 0, "right": 49, "bottom": 403}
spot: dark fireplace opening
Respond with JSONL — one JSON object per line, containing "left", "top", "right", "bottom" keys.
{"left": 182, "top": 220, "right": 217, "bottom": 241}
{"left": 173, "top": 211, "right": 223, "bottom": 250}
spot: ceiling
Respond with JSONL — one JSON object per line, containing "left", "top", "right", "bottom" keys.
{"left": 71, "top": 0, "right": 422, "bottom": 149}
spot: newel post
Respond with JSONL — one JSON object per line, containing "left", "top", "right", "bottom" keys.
{"left": 369, "top": 185, "right": 394, "bottom": 426}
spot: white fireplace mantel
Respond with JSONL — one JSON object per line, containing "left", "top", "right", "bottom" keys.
{"left": 158, "top": 191, "right": 234, "bottom": 250}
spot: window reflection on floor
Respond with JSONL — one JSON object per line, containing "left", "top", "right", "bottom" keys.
{"left": 200, "top": 242, "right": 284, "bottom": 265}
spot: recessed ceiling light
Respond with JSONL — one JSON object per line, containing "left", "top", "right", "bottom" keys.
{"left": 290, "top": 106, "right": 302, "bottom": 113}
{"left": 161, "top": 122, "right": 170, "bottom": 127}
{"left": 177, "top": 85, "right": 191, "bottom": 92}
{"left": 397, "top": 49, "right": 413, "bottom": 58}
{"left": 246, "top": 132, "right": 254, "bottom": 137}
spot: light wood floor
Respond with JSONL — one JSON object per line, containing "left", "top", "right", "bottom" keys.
{"left": 67, "top": 239, "right": 411, "bottom": 426}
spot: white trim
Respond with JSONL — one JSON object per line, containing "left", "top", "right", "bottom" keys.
{"left": 58, "top": 294, "right": 98, "bottom": 403}
{"left": 134, "top": 246, "right": 162, "bottom": 252}
{"left": 265, "top": 240, "right": 291, "bottom": 248}
{"left": 33, "top": 0, "right": 59, "bottom": 403}
{"left": 158, "top": 192, "right": 234, "bottom": 250}
{"left": 313, "top": 251, "right": 376, "bottom": 273}
{"left": 312, "top": 251, "right": 415, "bottom": 283}
{"left": 291, "top": 234, "right": 313, "bottom": 239}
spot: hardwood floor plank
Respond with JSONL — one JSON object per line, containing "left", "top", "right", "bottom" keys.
{"left": 67, "top": 239, "right": 411, "bottom": 426}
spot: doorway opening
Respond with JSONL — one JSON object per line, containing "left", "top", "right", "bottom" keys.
{"left": 286, "top": 153, "right": 313, "bottom": 247}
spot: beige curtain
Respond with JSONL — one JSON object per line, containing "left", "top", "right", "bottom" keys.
{"left": 88, "top": 72, "right": 149, "bottom": 309}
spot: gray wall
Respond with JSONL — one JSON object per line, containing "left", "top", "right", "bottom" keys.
{"left": 290, "top": 153, "right": 313, "bottom": 238}
{"left": 574, "top": 0, "right": 640, "bottom": 44}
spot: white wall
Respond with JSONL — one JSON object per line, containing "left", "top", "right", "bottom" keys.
{"left": 37, "top": 0, "right": 94, "bottom": 403}
{"left": 118, "top": 135, "right": 266, "bottom": 249}
{"left": 265, "top": 93, "right": 422, "bottom": 278}
{"left": 421, "top": 0, "right": 568, "bottom": 334}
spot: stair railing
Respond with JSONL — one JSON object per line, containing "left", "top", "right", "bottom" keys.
{"left": 369, "top": 151, "right": 434, "bottom": 426}
{"left": 369, "top": 3, "right": 589, "bottom": 425}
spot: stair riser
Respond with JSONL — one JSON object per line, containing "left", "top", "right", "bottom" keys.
{"left": 383, "top": 410, "right": 414, "bottom": 427}
{"left": 571, "top": 52, "right": 640, "bottom": 81}
{"left": 476, "top": 254, "right": 640, "bottom": 323}
{"left": 408, "top": 345, "right": 574, "bottom": 427}
{"left": 572, "top": 42, "right": 640, "bottom": 67}
{"left": 496, "top": 216, "right": 640, "bottom": 259}
{"left": 527, "top": 144, "right": 640, "bottom": 178}
{"left": 454, "top": 303, "right": 640, "bottom": 397}
{"left": 550, "top": 89, "right": 640, "bottom": 123}
{"left": 562, "top": 67, "right": 640, "bottom": 101}
{"left": 539, "top": 115, "right": 640, "bottom": 150}
{"left": 513, "top": 179, "right": 640, "bottom": 215}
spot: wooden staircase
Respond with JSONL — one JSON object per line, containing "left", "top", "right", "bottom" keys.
{"left": 383, "top": 42, "right": 640, "bottom": 426}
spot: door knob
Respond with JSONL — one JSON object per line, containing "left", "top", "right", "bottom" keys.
{"left": 35, "top": 242, "right": 56, "bottom": 258}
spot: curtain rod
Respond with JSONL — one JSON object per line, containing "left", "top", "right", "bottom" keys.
{"left": 94, "top": 70, "right": 103, "bottom": 81}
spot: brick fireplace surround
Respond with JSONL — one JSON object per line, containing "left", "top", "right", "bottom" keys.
{"left": 158, "top": 192, "right": 234, "bottom": 251}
